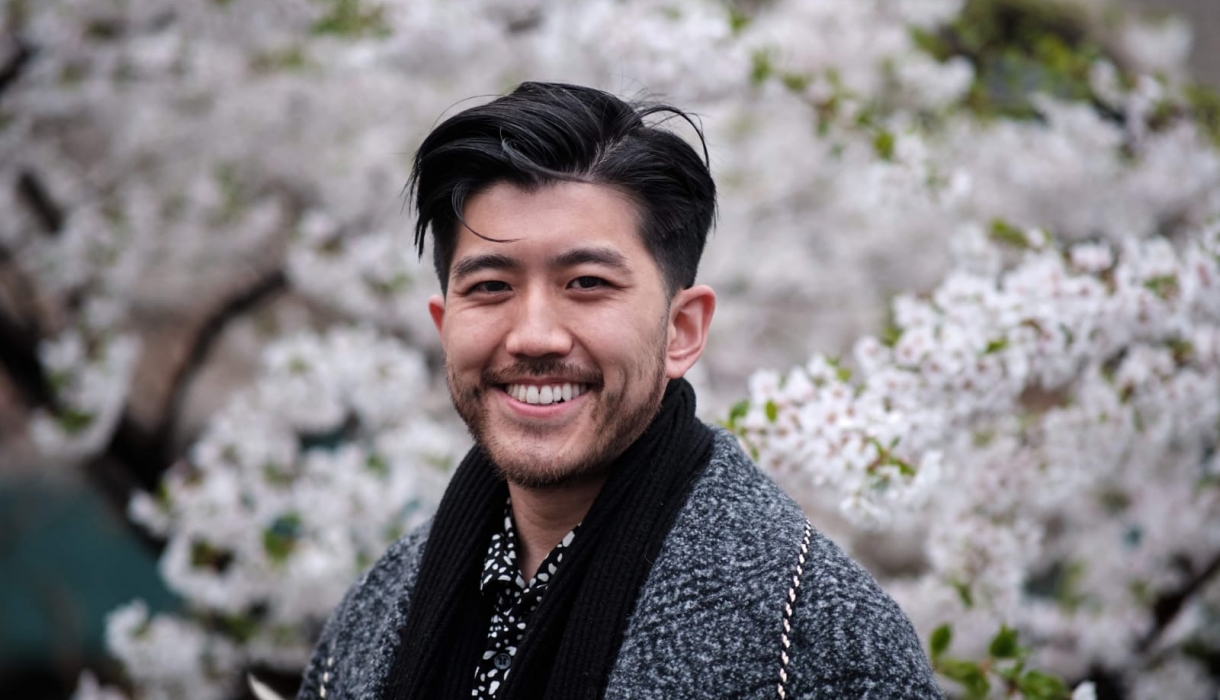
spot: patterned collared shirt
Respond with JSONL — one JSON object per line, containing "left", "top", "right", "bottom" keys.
{"left": 472, "top": 500, "right": 579, "bottom": 699}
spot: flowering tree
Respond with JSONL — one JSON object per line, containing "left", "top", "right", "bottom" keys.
{"left": 1, "top": 0, "right": 1217, "bottom": 698}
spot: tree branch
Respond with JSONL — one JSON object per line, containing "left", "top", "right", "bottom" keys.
{"left": 0, "top": 37, "right": 33, "bottom": 103}
{"left": 151, "top": 269, "right": 288, "bottom": 467}
{"left": 16, "top": 169, "right": 64, "bottom": 235}
{"left": 0, "top": 305, "right": 55, "bottom": 409}
{"left": 1139, "top": 549, "right": 1220, "bottom": 653}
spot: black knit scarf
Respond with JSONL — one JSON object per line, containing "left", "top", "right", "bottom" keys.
{"left": 380, "top": 378, "right": 714, "bottom": 700}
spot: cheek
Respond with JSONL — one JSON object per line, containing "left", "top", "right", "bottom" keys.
{"left": 576, "top": 313, "right": 667, "bottom": 372}
{"left": 443, "top": 315, "right": 502, "bottom": 367}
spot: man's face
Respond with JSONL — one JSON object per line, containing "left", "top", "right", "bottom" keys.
{"left": 430, "top": 181, "right": 674, "bottom": 489}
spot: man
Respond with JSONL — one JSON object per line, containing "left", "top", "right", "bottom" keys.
{"left": 296, "top": 82, "right": 942, "bottom": 700}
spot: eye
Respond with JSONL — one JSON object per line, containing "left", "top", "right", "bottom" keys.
{"left": 470, "top": 280, "right": 511, "bottom": 294}
{"left": 569, "top": 276, "right": 606, "bottom": 290}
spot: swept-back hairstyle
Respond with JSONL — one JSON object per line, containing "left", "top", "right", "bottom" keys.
{"left": 407, "top": 81, "right": 716, "bottom": 295}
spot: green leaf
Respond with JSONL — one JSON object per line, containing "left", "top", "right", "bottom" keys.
{"left": 212, "top": 162, "right": 247, "bottom": 225}
{"left": 1016, "top": 669, "right": 1070, "bottom": 700}
{"left": 367, "top": 271, "right": 412, "bottom": 296}
{"left": 1143, "top": 274, "right": 1179, "bottom": 300}
{"left": 263, "top": 512, "right": 303, "bottom": 565}
{"left": 826, "top": 357, "right": 853, "bottom": 382}
{"left": 930, "top": 624, "right": 952, "bottom": 660}
{"left": 750, "top": 49, "right": 774, "bottom": 85}
{"left": 872, "top": 129, "right": 896, "bottom": 161}
{"left": 47, "top": 370, "right": 70, "bottom": 393}
{"left": 57, "top": 407, "right": 95, "bottom": 435}
{"left": 313, "top": 0, "right": 390, "bottom": 37}
{"left": 764, "top": 400, "right": 779, "bottom": 422}
{"left": 988, "top": 624, "right": 1021, "bottom": 659}
{"left": 1185, "top": 82, "right": 1220, "bottom": 148}
{"left": 190, "top": 540, "right": 235, "bottom": 572}
{"left": 865, "top": 437, "right": 916, "bottom": 478}
{"left": 1167, "top": 337, "right": 1194, "bottom": 364}
{"left": 728, "top": 9, "right": 752, "bottom": 34}
{"left": 937, "top": 658, "right": 990, "bottom": 699}
{"left": 910, "top": 26, "right": 953, "bottom": 61}
{"left": 217, "top": 613, "right": 258, "bottom": 643}
{"left": 989, "top": 218, "right": 1029, "bottom": 249}
{"left": 952, "top": 580, "right": 975, "bottom": 609}
{"left": 781, "top": 72, "right": 812, "bottom": 93}
{"left": 983, "top": 337, "right": 1009, "bottom": 354}
{"left": 366, "top": 452, "right": 390, "bottom": 476}
{"left": 261, "top": 462, "right": 294, "bottom": 486}
{"left": 726, "top": 399, "right": 749, "bottom": 429}
{"left": 250, "top": 44, "right": 309, "bottom": 73}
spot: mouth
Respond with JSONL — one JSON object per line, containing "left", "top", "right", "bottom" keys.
{"left": 502, "top": 382, "right": 591, "bottom": 406}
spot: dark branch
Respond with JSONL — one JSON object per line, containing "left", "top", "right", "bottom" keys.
{"left": 0, "top": 305, "right": 55, "bottom": 408}
{"left": 1139, "top": 549, "right": 1220, "bottom": 653}
{"left": 0, "top": 235, "right": 46, "bottom": 337}
{"left": 0, "top": 37, "right": 33, "bottom": 102}
{"left": 153, "top": 269, "right": 288, "bottom": 467}
{"left": 90, "top": 412, "right": 163, "bottom": 494}
{"left": 16, "top": 170, "right": 64, "bottom": 235}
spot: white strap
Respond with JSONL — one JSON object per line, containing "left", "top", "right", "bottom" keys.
{"left": 776, "top": 519, "right": 813, "bottom": 700}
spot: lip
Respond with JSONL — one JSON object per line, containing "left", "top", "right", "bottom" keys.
{"left": 496, "top": 384, "right": 589, "bottom": 419}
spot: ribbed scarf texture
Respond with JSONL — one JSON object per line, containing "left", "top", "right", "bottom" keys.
{"left": 380, "top": 378, "right": 714, "bottom": 700}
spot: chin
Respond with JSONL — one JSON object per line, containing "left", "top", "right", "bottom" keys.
{"left": 483, "top": 433, "right": 614, "bottom": 490}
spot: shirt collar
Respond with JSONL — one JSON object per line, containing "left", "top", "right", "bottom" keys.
{"left": 479, "top": 498, "right": 582, "bottom": 595}
{"left": 480, "top": 501, "right": 526, "bottom": 593}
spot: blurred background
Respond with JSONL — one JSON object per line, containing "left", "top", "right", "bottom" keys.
{"left": 1133, "top": 0, "right": 1217, "bottom": 81}
{"left": 2, "top": 0, "right": 1219, "bottom": 698}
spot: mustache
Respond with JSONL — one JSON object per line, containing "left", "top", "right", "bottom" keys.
{"left": 482, "top": 360, "right": 603, "bottom": 387}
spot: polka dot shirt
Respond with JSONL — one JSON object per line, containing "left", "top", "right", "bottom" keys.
{"left": 472, "top": 500, "right": 579, "bottom": 699}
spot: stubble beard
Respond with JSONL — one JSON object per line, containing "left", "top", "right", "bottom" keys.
{"left": 446, "top": 332, "right": 669, "bottom": 491}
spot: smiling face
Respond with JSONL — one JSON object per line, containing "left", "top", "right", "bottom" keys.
{"left": 429, "top": 181, "right": 691, "bottom": 489}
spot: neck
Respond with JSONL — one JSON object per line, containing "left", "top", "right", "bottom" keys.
{"left": 508, "top": 476, "right": 607, "bottom": 581}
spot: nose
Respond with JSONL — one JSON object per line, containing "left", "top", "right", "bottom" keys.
{"left": 504, "top": 289, "right": 573, "bottom": 358}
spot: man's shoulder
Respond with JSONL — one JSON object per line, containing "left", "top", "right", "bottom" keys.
{"left": 664, "top": 423, "right": 815, "bottom": 568}
{"left": 605, "top": 425, "right": 941, "bottom": 699}
{"left": 784, "top": 523, "right": 943, "bottom": 698}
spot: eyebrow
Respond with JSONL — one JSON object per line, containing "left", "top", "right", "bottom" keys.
{"left": 549, "top": 247, "right": 630, "bottom": 272}
{"left": 450, "top": 253, "right": 521, "bottom": 282}
{"left": 451, "top": 246, "right": 632, "bottom": 283}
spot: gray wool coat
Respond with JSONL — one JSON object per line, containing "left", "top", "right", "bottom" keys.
{"left": 296, "top": 427, "right": 944, "bottom": 699}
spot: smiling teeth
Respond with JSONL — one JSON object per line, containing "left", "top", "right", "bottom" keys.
{"left": 507, "top": 383, "right": 588, "bottom": 405}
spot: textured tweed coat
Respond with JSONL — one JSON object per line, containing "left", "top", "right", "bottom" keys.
{"left": 296, "top": 427, "right": 943, "bottom": 699}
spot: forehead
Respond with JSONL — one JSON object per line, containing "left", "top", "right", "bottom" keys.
{"left": 454, "top": 181, "right": 655, "bottom": 267}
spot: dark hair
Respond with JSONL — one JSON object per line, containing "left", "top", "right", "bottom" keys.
{"left": 407, "top": 82, "right": 716, "bottom": 295}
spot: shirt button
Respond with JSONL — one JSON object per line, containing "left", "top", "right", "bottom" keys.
{"left": 493, "top": 653, "right": 512, "bottom": 670}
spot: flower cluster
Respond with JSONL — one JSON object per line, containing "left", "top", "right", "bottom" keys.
{"left": 738, "top": 223, "right": 1220, "bottom": 690}
{"left": 111, "top": 327, "right": 462, "bottom": 696}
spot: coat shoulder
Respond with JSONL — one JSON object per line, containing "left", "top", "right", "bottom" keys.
{"left": 785, "top": 525, "right": 943, "bottom": 699}
{"left": 607, "top": 426, "right": 941, "bottom": 699}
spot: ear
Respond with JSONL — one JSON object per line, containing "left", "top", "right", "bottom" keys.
{"left": 428, "top": 294, "right": 446, "bottom": 336}
{"left": 665, "top": 284, "right": 716, "bottom": 379}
